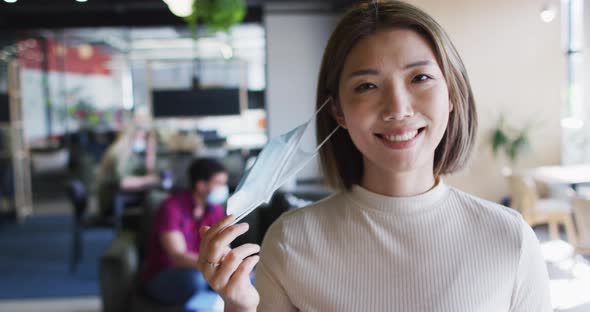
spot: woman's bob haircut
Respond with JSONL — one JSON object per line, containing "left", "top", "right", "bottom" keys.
{"left": 316, "top": 0, "right": 477, "bottom": 190}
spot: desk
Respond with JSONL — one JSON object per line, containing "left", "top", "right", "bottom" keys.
{"left": 530, "top": 165, "right": 590, "bottom": 190}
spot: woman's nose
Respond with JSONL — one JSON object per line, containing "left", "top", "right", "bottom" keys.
{"left": 380, "top": 84, "right": 414, "bottom": 121}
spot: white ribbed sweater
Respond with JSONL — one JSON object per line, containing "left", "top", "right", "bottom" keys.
{"left": 255, "top": 182, "right": 552, "bottom": 312}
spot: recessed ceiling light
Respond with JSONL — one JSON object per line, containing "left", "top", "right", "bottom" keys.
{"left": 4, "top": 0, "right": 18, "bottom": 4}
{"left": 540, "top": 5, "right": 556, "bottom": 23}
{"left": 76, "top": 0, "right": 88, "bottom": 2}
{"left": 162, "top": 0, "right": 193, "bottom": 17}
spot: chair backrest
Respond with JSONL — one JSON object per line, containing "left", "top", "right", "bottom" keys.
{"left": 67, "top": 179, "right": 88, "bottom": 220}
{"left": 506, "top": 174, "right": 539, "bottom": 221}
{"left": 219, "top": 151, "right": 246, "bottom": 192}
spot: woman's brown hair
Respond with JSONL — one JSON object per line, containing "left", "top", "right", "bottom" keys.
{"left": 316, "top": 0, "right": 478, "bottom": 191}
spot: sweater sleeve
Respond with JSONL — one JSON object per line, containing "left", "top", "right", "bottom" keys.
{"left": 509, "top": 217, "right": 553, "bottom": 312}
{"left": 254, "top": 220, "right": 297, "bottom": 312}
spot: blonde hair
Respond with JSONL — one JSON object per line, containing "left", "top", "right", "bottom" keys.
{"left": 316, "top": 0, "right": 477, "bottom": 191}
{"left": 98, "top": 124, "right": 156, "bottom": 180}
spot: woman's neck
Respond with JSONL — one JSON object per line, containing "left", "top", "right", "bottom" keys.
{"left": 360, "top": 161, "right": 436, "bottom": 197}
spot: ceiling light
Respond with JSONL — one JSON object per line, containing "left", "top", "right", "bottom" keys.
{"left": 76, "top": 0, "right": 88, "bottom": 2}
{"left": 4, "top": 0, "right": 18, "bottom": 3}
{"left": 162, "top": 0, "right": 194, "bottom": 17}
{"left": 540, "top": 5, "right": 556, "bottom": 23}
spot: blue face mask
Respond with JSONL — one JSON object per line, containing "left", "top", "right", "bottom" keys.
{"left": 132, "top": 139, "right": 146, "bottom": 154}
{"left": 207, "top": 185, "right": 229, "bottom": 205}
{"left": 227, "top": 98, "right": 339, "bottom": 224}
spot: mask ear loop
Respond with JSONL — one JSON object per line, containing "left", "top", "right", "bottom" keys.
{"left": 318, "top": 125, "right": 340, "bottom": 149}
{"left": 315, "top": 97, "right": 332, "bottom": 115}
{"left": 316, "top": 96, "right": 340, "bottom": 150}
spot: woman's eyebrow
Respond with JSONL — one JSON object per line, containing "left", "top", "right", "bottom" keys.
{"left": 403, "top": 59, "right": 434, "bottom": 69}
{"left": 347, "top": 68, "right": 379, "bottom": 78}
{"left": 347, "top": 60, "right": 435, "bottom": 78}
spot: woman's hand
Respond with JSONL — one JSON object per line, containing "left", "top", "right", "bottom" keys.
{"left": 197, "top": 215, "right": 260, "bottom": 312}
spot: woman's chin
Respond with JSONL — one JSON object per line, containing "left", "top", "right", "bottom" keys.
{"left": 382, "top": 152, "right": 433, "bottom": 173}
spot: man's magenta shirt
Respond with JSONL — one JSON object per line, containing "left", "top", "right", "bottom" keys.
{"left": 142, "top": 191, "right": 225, "bottom": 282}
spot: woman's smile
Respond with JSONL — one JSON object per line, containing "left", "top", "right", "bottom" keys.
{"left": 374, "top": 127, "right": 426, "bottom": 149}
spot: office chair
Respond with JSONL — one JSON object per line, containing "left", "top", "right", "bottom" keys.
{"left": 67, "top": 179, "right": 115, "bottom": 273}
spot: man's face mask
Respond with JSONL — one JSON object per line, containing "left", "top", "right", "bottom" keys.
{"left": 227, "top": 98, "right": 339, "bottom": 224}
{"left": 207, "top": 184, "right": 229, "bottom": 205}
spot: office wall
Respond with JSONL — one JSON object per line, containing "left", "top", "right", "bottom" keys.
{"left": 265, "top": 10, "right": 338, "bottom": 183}
{"left": 407, "top": 0, "right": 564, "bottom": 201}
{"left": 264, "top": 1, "right": 564, "bottom": 201}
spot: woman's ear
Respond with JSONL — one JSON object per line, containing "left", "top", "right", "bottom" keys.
{"left": 331, "top": 101, "right": 347, "bottom": 129}
{"left": 449, "top": 101, "right": 454, "bottom": 112}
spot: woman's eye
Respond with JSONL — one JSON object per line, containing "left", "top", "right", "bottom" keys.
{"left": 412, "top": 74, "right": 431, "bottom": 83}
{"left": 354, "top": 83, "right": 377, "bottom": 92}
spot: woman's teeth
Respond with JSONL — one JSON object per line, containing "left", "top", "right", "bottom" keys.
{"left": 383, "top": 130, "right": 418, "bottom": 142}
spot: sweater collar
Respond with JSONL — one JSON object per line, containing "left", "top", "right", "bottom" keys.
{"left": 346, "top": 179, "right": 449, "bottom": 215}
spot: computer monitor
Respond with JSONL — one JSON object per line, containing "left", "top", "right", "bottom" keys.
{"left": 152, "top": 88, "right": 241, "bottom": 118}
{"left": 0, "top": 93, "right": 9, "bottom": 123}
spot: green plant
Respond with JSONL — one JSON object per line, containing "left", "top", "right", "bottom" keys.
{"left": 491, "top": 115, "right": 532, "bottom": 164}
{"left": 183, "top": 0, "right": 246, "bottom": 86}
{"left": 185, "top": 0, "right": 247, "bottom": 35}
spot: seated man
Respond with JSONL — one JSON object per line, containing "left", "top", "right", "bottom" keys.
{"left": 141, "top": 158, "right": 228, "bottom": 304}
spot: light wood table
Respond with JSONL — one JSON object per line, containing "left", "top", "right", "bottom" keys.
{"left": 529, "top": 165, "right": 590, "bottom": 191}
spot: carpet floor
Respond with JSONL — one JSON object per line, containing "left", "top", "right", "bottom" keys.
{"left": 0, "top": 214, "right": 113, "bottom": 299}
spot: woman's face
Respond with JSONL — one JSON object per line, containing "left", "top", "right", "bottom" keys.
{"left": 337, "top": 28, "right": 451, "bottom": 176}
{"left": 134, "top": 129, "right": 147, "bottom": 141}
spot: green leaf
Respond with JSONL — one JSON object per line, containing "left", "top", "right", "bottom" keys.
{"left": 512, "top": 133, "right": 530, "bottom": 153}
{"left": 506, "top": 131, "right": 530, "bottom": 163}
{"left": 189, "top": 0, "right": 246, "bottom": 33}
{"left": 507, "top": 142, "right": 517, "bottom": 162}
{"left": 491, "top": 128, "right": 508, "bottom": 156}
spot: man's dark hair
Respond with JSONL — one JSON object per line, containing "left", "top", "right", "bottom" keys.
{"left": 188, "top": 158, "right": 226, "bottom": 188}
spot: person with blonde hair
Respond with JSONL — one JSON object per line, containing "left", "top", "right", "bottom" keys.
{"left": 195, "top": 1, "right": 552, "bottom": 311}
{"left": 97, "top": 124, "right": 160, "bottom": 219}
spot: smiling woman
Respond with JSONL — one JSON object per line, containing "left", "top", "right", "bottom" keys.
{"left": 194, "top": 1, "right": 552, "bottom": 311}
{"left": 333, "top": 29, "right": 452, "bottom": 196}
{"left": 317, "top": 6, "right": 476, "bottom": 193}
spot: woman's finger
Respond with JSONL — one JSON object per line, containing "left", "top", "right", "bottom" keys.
{"left": 208, "top": 244, "right": 260, "bottom": 290}
{"left": 205, "top": 223, "right": 250, "bottom": 264}
{"left": 215, "top": 223, "right": 250, "bottom": 249}
{"left": 228, "top": 255, "right": 260, "bottom": 286}
{"left": 197, "top": 225, "right": 212, "bottom": 266}
{"left": 202, "top": 214, "right": 235, "bottom": 241}
{"left": 199, "top": 244, "right": 231, "bottom": 278}
{"left": 199, "top": 225, "right": 210, "bottom": 237}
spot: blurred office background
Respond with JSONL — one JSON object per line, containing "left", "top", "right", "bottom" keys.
{"left": 0, "top": 0, "right": 589, "bottom": 311}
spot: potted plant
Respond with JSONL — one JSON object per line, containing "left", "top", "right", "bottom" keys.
{"left": 491, "top": 114, "right": 532, "bottom": 171}
{"left": 180, "top": 0, "right": 246, "bottom": 87}
{"left": 186, "top": 0, "right": 247, "bottom": 35}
